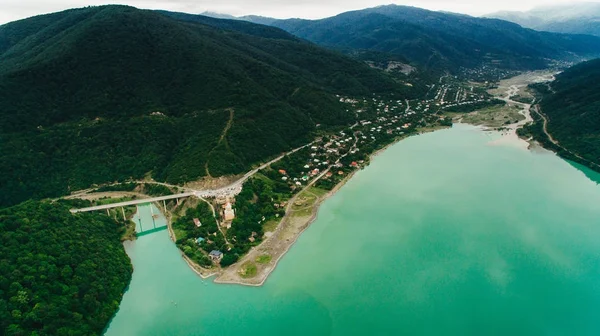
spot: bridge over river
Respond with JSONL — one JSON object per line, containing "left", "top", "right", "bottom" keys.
{"left": 69, "top": 192, "right": 197, "bottom": 214}
{"left": 68, "top": 142, "right": 315, "bottom": 216}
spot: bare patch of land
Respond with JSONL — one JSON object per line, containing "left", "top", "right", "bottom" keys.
{"left": 458, "top": 104, "right": 525, "bottom": 128}
{"left": 183, "top": 174, "right": 243, "bottom": 191}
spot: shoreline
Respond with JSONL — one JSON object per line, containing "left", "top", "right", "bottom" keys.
{"left": 214, "top": 165, "right": 360, "bottom": 287}
{"left": 186, "top": 125, "right": 449, "bottom": 287}
{"left": 162, "top": 201, "right": 219, "bottom": 279}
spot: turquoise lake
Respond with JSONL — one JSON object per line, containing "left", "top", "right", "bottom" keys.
{"left": 105, "top": 125, "right": 600, "bottom": 335}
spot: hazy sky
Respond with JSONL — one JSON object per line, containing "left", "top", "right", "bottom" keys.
{"left": 0, "top": 0, "right": 592, "bottom": 24}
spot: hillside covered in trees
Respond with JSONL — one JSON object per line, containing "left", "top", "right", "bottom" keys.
{"left": 522, "top": 59, "right": 600, "bottom": 171}
{"left": 0, "top": 5, "right": 414, "bottom": 208}
{"left": 0, "top": 201, "right": 132, "bottom": 335}
{"left": 269, "top": 5, "right": 600, "bottom": 72}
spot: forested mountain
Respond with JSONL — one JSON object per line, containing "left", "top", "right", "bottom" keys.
{"left": 529, "top": 59, "right": 600, "bottom": 170}
{"left": 0, "top": 5, "right": 410, "bottom": 208}
{"left": 488, "top": 3, "right": 600, "bottom": 37}
{"left": 0, "top": 201, "right": 132, "bottom": 335}
{"left": 268, "top": 5, "right": 600, "bottom": 72}
{"left": 200, "top": 11, "right": 277, "bottom": 25}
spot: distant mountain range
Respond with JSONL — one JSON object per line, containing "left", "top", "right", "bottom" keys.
{"left": 204, "top": 5, "right": 600, "bottom": 72}
{"left": 487, "top": 3, "right": 600, "bottom": 37}
{"left": 201, "top": 11, "right": 277, "bottom": 25}
{"left": 0, "top": 5, "right": 406, "bottom": 207}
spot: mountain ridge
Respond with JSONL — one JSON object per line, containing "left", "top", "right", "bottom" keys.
{"left": 487, "top": 3, "right": 600, "bottom": 36}
{"left": 203, "top": 4, "right": 600, "bottom": 72}
{"left": 0, "top": 5, "right": 408, "bottom": 207}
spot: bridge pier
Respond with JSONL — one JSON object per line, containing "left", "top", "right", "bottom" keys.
{"left": 107, "top": 209, "right": 110, "bottom": 216}
{"left": 121, "top": 207, "right": 126, "bottom": 221}
{"left": 177, "top": 198, "right": 181, "bottom": 206}
{"left": 163, "top": 200, "right": 167, "bottom": 212}
{"left": 136, "top": 205, "right": 143, "bottom": 232}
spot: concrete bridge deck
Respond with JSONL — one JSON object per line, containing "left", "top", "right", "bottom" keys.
{"left": 69, "top": 192, "right": 195, "bottom": 213}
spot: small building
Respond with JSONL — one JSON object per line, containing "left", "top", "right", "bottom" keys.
{"left": 193, "top": 218, "right": 201, "bottom": 227}
{"left": 209, "top": 250, "right": 223, "bottom": 262}
{"left": 350, "top": 162, "right": 358, "bottom": 168}
{"left": 196, "top": 237, "right": 205, "bottom": 245}
{"left": 278, "top": 169, "right": 287, "bottom": 175}
{"left": 224, "top": 201, "right": 235, "bottom": 221}
{"left": 248, "top": 232, "right": 259, "bottom": 242}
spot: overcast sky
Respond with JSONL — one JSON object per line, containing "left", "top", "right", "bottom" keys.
{"left": 0, "top": 0, "right": 591, "bottom": 24}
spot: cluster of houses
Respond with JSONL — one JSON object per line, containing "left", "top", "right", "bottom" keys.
{"left": 459, "top": 65, "right": 520, "bottom": 82}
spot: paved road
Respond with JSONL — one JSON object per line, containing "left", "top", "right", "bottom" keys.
{"left": 532, "top": 105, "right": 558, "bottom": 145}
{"left": 69, "top": 142, "right": 314, "bottom": 213}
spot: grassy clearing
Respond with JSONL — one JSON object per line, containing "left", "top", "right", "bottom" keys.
{"left": 173, "top": 228, "right": 187, "bottom": 241}
{"left": 263, "top": 219, "right": 280, "bottom": 232}
{"left": 292, "top": 207, "right": 313, "bottom": 217}
{"left": 308, "top": 187, "right": 329, "bottom": 198}
{"left": 239, "top": 262, "right": 257, "bottom": 278}
{"left": 461, "top": 104, "right": 525, "bottom": 128}
{"left": 291, "top": 191, "right": 317, "bottom": 212}
{"left": 256, "top": 254, "right": 272, "bottom": 264}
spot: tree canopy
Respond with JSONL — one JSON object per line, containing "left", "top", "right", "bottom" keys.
{"left": 0, "top": 201, "right": 132, "bottom": 335}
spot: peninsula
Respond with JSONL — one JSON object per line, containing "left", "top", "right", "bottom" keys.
{"left": 4, "top": 3, "right": 600, "bottom": 335}
{"left": 68, "top": 71, "right": 541, "bottom": 286}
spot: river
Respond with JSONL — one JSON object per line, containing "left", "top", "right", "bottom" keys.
{"left": 105, "top": 124, "right": 600, "bottom": 335}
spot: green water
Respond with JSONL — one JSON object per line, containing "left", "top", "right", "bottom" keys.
{"left": 105, "top": 125, "right": 600, "bottom": 335}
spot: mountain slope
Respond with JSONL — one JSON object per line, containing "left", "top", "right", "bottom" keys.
{"left": 538, "top": 59, "right": 600, "bottom": 169}
{"left": 0, "top": 200, "right": 132, "bottom": 335}
{"left": 488, "top": 3, "right": 600, "bottom": 37}
{"left": 0, "top": 6, "right": 406, "bottom": 207}
{"left": 269, "top": 5, "right": 600, "bottom": 71}
{"left": 520, "top": 59, "right": 600, "bottom": 172}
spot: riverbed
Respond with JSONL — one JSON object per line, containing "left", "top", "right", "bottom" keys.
{"left": 106, "top": 124, "right": 600, "bottom": 335}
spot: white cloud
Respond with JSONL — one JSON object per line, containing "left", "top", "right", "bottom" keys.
{"left": 0, "top": 0, "right": 594, "bottom": 24}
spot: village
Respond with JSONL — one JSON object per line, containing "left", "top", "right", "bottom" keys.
{"left": 173, "top": 76, "right": 498, "bottom": 272}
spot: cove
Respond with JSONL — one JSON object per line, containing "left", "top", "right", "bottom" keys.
{"left": 105, "top": 124, "right": 600, "bottom": 336}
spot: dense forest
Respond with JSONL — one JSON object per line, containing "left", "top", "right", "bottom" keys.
{"left": 524, "top": 59, "right": 600, "bottom": 171}
{"left": 0, "top": 201, "right": 132, "bottom": 335}
{"left": 0, "top": 5, "right": 410, "bottom": 208}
